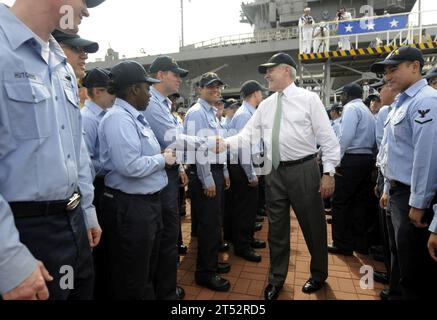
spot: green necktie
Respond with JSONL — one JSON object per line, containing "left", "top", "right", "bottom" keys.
{"left": 271, "top": 92, "right": 283, "bottom": 170}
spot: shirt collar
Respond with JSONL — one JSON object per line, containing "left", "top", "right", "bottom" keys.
{"left": 242, "top": 101, "right": 256, "bottom": 115}
{"left": 0, "top": 4, "right": 35, "bottom": 50}
{"left": 395, "top": 79, "right": 427, "bottom": 108}
{"left": 281, "top": 82, "right": 297, "bottom": 99}
{"left": 85, "top": 100, "right": 106, "bottom": 117}
{"left": 403, "top": 79, "right": 428, "bottom": 98}
{"left": 0, "top": 5, "right": 67, "bottom": 64}
{"left": 115, "top": 98, "right": 143, "bottom": 122}
{"left": 150, "top": 86, "right": 172, "bottom": 109}
{"left": 198, "top": 98, "right": 214, "bottom": 112}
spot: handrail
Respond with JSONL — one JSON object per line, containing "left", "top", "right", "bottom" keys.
{"left": 183, "top": 26, "right": 300, "bottom": 50}
{"left": 181, "top": 9, "right": 437, "bottom": 52}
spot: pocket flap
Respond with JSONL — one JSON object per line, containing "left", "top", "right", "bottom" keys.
{"left": 4, "top": 81, "right": 50, "bottom": 103}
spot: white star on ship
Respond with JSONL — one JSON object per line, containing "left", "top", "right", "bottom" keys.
{"left": 367, "top": 22, "right": 375, "bottom": 30}
{"left": 390, "top": 19, "right": 399, "bottom": 28}
{"left": 345, "top": 24, "right": 353, "bottom": 32}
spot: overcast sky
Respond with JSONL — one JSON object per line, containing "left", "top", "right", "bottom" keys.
{"left": 1, "top": 0, "right": 436, "bottom": 62}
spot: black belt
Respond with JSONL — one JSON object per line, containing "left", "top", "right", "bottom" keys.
{"left": 189, "top": 164, "right": 224, "bottom": 171}
{"left": 9, "top": 193, "right": 81, "bottom": 218}
{"left": 103, "top": 187, "right": 161, "bottom": 200}
{"left": 389, "top": 180, "right": 409, "bottom": 189}
{"left": 279, "top": 153, "right": 317, "bottom": 167}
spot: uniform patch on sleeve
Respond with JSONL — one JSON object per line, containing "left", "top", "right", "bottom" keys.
{"left": 415, "top": 109, "right": 433, "bottom": 124}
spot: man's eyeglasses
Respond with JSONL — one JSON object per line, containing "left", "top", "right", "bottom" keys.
{"left": 64, "top": 45, "right": 87, "bottom": 55}
{"left": 206, "top": 84, "right": 224, "bottom": 91}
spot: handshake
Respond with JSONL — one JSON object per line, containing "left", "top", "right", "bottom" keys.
{"left": 162, "top": 136, "right": 228, "bottom": 166}
{"left": 211, "top": 136, "right": 227, "bottom": 154}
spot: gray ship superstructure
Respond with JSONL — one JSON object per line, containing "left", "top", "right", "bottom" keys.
{"left": 87, "top": 0, "right": 426, "bottom": 104}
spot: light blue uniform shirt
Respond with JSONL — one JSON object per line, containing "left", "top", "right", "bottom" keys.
{"left": 339, "top": 98, "right": 376, "bottom": 159}
{"left": 143, "top": 86, "right": 181, "bottom": 149}
{"left": 331, "top": 117, "right": 342, "bottom": 139}
{"left": 228, "top": 101, "right": 258, "bottom": 182}
{"left": 0, "top": 5, "right": 97, "bottom": 293}
{"left": 385, "top": 79, "right": 437, "bottom": 209}
{"left": 375, "top": 105, "right": 393, "bottom": 150}
{"left": 81, "top": 100, "right": 107, "bottom": 177}
{"left": 183, "top": 99, "right": 228, "bottom": 189}
{"left": 143, "top": 86, "right": 207, "bottom": 157}
{"left": 99, "top": 98, "right": 168, "bottom": 195}
{"left": 430, "top": 204, "right": 437, "bottom": 234}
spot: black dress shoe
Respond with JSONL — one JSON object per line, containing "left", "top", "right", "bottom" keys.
{"left": 178, "top": 244, "right": 188, "bottom": 255}
{"left": 254, "top": 223, "right": 263, "bottom": 232}
{"left": 379, "top": 288, "right": 390, "bottom": 300}
{"left": 176, "top": 286, "right": 185, "bottom": 300}
{"left": 251, "top": 239, "right": 267, "bottom": 249}
{"left": 217, "top": 262, "right": 231, "bottom": 274}
{"left": 235, "top": 248, "right": 262, "bottom": 262}
{"left": 327, "top": 244, "right": 353, "bottom": 256}
{"left": 255, "top": 215, "right": 264, "bottom": 222}
{"left": 373, "top": 271, "right": 389, "bottom": 284}
{"left": 302, "top": 278, "right": 325, "bottom": 294}
{"left": 195, "top": 274, "right": 230, "bottom": 292}
{"left": 264, "top": 284, "right": 282, "bottom": 300}
{"left": 218, "top": 242, "right": 230, "bottom": 252}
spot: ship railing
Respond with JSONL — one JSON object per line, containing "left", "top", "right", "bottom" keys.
{"left": 299, "top": 9, "right": 437, "bottom": 54}
{"left": 184, "top": 26, "right": 299, "bottom": 50}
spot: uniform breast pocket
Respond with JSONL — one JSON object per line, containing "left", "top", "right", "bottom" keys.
{"left": 4, "top": 80, "right": 52, "bottom": 139}
{"left": 392, "top": 109, "right": 408, "bottom": 136}
{"left": 140, "top": 128, "right": 160, "bottom": 155}
{"left": 63, "top": 86, "right": 81, "bottom": 137}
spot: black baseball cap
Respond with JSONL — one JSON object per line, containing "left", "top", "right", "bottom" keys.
{"left": 110, "top": 61, "right": 160, "bottom": 88}
{"left": 370, "top": 79, "right": 385, "bottom": 89}
{"left": 329, "top": 104, "right": 342, "bottom": 113}
{"left": 258, "top": 52, "right": 297, "bottom": 74}
{"left": 341, "top": 83, "right": 363, "bottom": 98}
{"left": 224, "top": 98, "right": 240, "bottom": 109}
{"left": 368, "top": 90, "right": 381, "bottom": 101}
{"left": 168, "top": 92, "right": 181, "bottom": 99}
{"left": 52, "top": 30, "right": 99, "bottom": 53}
{"left": 425, "top": 67, "right": 437, "bottom": 81}
{"left": 149, "top": 56, "right": 189, "bottom": 78}
{"left": 86, "top": 0, "right": 105, "bottom": 8}
{"left": 240, "top": 80, "right": 267, "bottom": 97}
{"left": 199, "top": 72, "right": 225, "bottom": 87}
{"left": 82, "top": 68, "right": 110, "bottom": 88}
{"left": 370, "top": 46, "right": 425, "bottom": 74}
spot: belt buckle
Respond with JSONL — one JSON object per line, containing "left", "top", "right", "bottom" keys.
{"left": 66, "top": 193, "right": 81, "bottom": 211}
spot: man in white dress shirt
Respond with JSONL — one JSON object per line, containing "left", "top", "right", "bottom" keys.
{"left": 225, "top": 53, "right": 340, "bottom": 299}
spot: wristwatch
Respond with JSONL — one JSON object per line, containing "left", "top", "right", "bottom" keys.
{"left": 323, "top": 171, "right": 335, "bottom": 177}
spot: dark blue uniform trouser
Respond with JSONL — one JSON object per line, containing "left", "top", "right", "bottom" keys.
{"left": 376, "top": 171, "right": 401, "bottom": 297}
{"left": 14, "top": 205, "right": 94, "bottom": 300}
{"left": 389, "top": 183, "right": 437, "bottom": 299}
{"left": 227, "top": 164, "right": 258, "bottom": 252}
{"left": 92, "top": 176, "right": 107, "bottom": 300}
{"left": 101, "top": 187, "right": 162, "bottom": 300}
{"left": 154, "top": 166, "right": 180, "bottom": 300}
{"left": 332, "top": 154, "right": 376, "bottom": 252}
{"left": 188, "top": 165, "right": 224, "bottom": 282}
